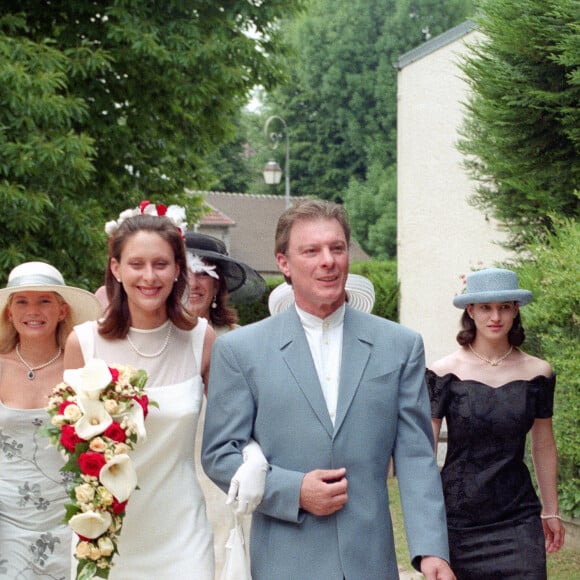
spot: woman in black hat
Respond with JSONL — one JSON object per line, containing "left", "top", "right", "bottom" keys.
{"left": 185, "top": 232, "right": 267, "bottom": 576}
{"left": 185, "top": 232, "right": 265, "bottom": 336}
{"left": 426, "top": 268, "right": 565, "bottom": 579}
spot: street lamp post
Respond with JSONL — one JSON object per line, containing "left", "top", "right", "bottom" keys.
{"left": 263, "top": 115, "right": 290, "bottom": 208}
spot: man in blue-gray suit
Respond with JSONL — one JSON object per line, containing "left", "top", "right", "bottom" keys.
{"left": 202, "top": 200, "right": 454, "bottom": 579}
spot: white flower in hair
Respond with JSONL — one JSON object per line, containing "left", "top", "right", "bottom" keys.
{"left": 105, "top": 200, "right": 187, "bottom": 237}
{"left": 187, "top": 254, "right": 219, "bottom": 279}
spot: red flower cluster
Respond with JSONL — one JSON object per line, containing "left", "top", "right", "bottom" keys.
{"left": 140, "top": 200, "right": 167, "bottom": 216}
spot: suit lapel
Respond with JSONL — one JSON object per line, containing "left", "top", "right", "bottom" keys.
{"left": 278, "top": 309, "right": 334, "bottom": 437}
{"left": 334, "top": 307, "right": 372, "bottom": 435}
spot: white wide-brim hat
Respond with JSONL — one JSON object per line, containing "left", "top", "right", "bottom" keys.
{"left": 453, "top": 268, "right": 533, "bottom": 309}
{"left": 0, "top": 262, "right": 103, "bottom": 325}
{"left": 268, "top": 274, "right": 375, "bottom": 315}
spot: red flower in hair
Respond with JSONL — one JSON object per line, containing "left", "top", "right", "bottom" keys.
{"left": 156, "top": 204, "right": 167, "bottom": 216}
{"left": 139, "top": 200, "right": 151, "bottom": 213}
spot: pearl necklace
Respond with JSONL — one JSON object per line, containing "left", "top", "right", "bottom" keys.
{"left": 126, "top": 323, "right": 173, "bottom": 358}
{"left": 16, "top": 344, "right": 63, "bottom": 380}
{"left": 469, "top": 344, "right": 513, "bottom": 366}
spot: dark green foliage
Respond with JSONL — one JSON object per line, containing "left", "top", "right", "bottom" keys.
{"left": 0, "top": 1, "right": 305, "bottom": 288}
{"left": 458, "top": 0, "right": 580, "bottom": 249}
{"left": 262, "top": 0, "right": 473, "bottom": 256}
{"left": 513, "top": 218, "right": 579, "bottom": 518}
{"left": 236, "top": 276, "right": 283, "bottom": 326}
{"left": 349, "top": 260, "right": 399, "bottom": 321}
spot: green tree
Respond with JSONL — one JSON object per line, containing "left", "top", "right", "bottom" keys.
{"left": 264, "top": 0, "right": 473, "bottom": 255}
{"left": 0, "top": 2, "right": 305, "bottom": 287}
{"left": 458, "top": 0, "right": 580, "bottom": 249}
{"left": 0, "top": 14, "right": 102, "bottom": 284}
{"left": 514, "top": 218, "right": 580, "bottom": 517}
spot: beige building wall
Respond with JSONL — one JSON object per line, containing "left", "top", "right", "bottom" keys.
{"left": 397, "top": 27, "right": 512, "bottom": 366}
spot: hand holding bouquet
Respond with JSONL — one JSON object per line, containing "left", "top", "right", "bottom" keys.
{"left": 41, "top": 359, "right": 155, "bottom": 579}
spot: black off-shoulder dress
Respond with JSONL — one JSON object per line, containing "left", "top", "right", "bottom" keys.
{"left": 426, "top": 370, "right": 555, "bottom": 580}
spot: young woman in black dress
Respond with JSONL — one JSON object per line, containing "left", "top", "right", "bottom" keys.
{"left": 427, "top": 268, "right": 565, "bottom": 579}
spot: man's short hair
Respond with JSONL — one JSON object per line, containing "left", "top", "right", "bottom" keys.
{"left": 274, "top": 199, "right": 351, "bottom": 257}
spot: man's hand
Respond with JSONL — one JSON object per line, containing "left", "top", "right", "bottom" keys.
{"left": 420, "top": 556, "right": 456, "bottom": 580}
{"left": 299, "top": 468, "right": 348, "bottom": 516}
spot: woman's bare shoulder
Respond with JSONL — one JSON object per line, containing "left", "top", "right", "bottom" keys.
{"left": 428, "top": 349, "right": 465, "bottom": 376}
{"left": 516, "top": 350, "right": 553, "bottom": 377}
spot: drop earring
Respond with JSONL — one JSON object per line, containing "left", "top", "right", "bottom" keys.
{"left": 211, "top": 296, "right": 217, "bottom": 309}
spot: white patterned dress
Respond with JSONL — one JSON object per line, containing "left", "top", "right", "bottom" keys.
{"left": 74, "top": 318, "right": 214, "bottom": 580}
{"left": 0, "top": 395, "right": 71, "bottom": 580}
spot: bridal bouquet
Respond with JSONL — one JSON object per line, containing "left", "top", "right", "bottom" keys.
{"left": 41, "top": 359, "right": 155, "bottom": 579}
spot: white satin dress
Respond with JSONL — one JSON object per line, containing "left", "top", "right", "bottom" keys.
{"left": 74, "top": 318, "right": 214, "bottom": 580}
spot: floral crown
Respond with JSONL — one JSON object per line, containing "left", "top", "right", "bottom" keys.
{"left": 104, "top": 200, "right": 187, "bottom": 237}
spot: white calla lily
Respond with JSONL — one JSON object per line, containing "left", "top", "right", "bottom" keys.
{"left": 75, "top": 398, "right": 113, "bottom": 440}
{"left": 99, "top": 454, "right": 138, "bottom": 502}
{"left": 69, "top": 510, "right": 112, "bottom": 539}
{"left": 64, "top": 359, "right": 113, "bottom": 400}
{"left": 123, "top": 400, "right": 147, "bottom": 443}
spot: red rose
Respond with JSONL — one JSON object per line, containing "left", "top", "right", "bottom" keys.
{"left": 156, "top": 203, "right": 167, "bottom": 216}
{"left": 58, "top": 400, "right": 75, "bottom": 415}
{"left": 60, "top": 424, "right": 84, "bottom": 452}
{"left": 78, "top": 451, "right": 107, "bottom": 477}
{"left": 139, "top": 200, "right": 151, "bottom": 213}
{"left": 104, "top": 422, "right": 126, "bottom": 443}
{"left": 108, "top": 367, "right": 119, "bottom": 383}
{"left": 133, "top": 394, "right": 149, "bottom": 418}
{"left": 112, "top": 498, "right": 128, "bottom": 515}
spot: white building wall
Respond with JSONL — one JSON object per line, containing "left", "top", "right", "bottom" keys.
{"left": 397, "top": 30, "right": 513, "bottom": 365}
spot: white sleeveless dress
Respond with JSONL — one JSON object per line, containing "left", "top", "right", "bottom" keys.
{"left": 74, "top": 319, "right": 214, "bottom": 580}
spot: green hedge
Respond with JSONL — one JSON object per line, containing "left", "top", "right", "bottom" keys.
{"left": 236, "top": 260, "right": 399, "bottom": 326}
{"left": 513, "top": 218, "right": 580, "bottom": 518}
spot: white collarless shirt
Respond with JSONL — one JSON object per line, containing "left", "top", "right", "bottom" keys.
{"left": 296, "top": 304, "right": 345, "bottom": 425}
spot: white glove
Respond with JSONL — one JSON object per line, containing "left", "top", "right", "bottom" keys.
{"left": 227, "top": 439, "right": 268, "bottom": 516}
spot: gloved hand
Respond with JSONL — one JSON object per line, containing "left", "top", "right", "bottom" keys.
{"left": 227, "top": 439, "right": 268, "bottom": 516}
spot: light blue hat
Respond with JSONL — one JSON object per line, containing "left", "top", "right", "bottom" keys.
{"left": 453, "top": 268, "right": 533, "bottom": 309}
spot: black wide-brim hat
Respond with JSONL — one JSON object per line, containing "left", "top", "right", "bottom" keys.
{"left": 185, "top": 232, "right": 266, "bottom": 304}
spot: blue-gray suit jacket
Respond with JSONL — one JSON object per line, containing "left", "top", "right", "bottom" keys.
{"left": 202, "top": 305, "right": 449, "bottom": 579}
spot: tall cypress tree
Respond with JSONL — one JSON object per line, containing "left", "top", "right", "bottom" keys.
{"left": 458, "top": 0, "right": 580, "bottom": 249}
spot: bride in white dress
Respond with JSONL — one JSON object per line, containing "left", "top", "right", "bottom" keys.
{"left": 64, "top": 204, "right": 216, "bottom": 579}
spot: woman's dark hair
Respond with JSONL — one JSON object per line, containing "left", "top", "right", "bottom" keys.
{"left": 456, "top": 308, "right": 525, "bottom": 347}
{"left": 99, "top": 214, "right": 196, "bottom": 339}
{"left": 207, "top": 268, "right": 238, "bottom": 329}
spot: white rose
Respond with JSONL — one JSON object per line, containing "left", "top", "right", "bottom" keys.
{"left": 97, "top": 486, "right": 114, "bottom": 506}
{"left": 75, "top": 483, "right": 95, "bottom": 504}
{"left": 97, "top": 536, "right": 115, "bottom": 557}
{"left": 104, "top": 399, "right": 118, "bottom": 414}
{"left": 51, "top": 415, "right": 65, "bottom": 426}
{"left": 114, "top": 443, "right": 130, "bottom": 455}
{"left": 90, "top": 437, "right": 108, "bottom": 453}
{"left": 63, "top": 403, "right": 82, "bottom": 422}
{"left": 76, "top": 541, "right": 92, "bottom": 559}
{"left": 89, "top": 545, "right": 102, "bottom": 561}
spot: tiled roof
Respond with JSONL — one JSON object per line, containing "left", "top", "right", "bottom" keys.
{"left": 187, "top": 191, "right": 370, "bottom": 276}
